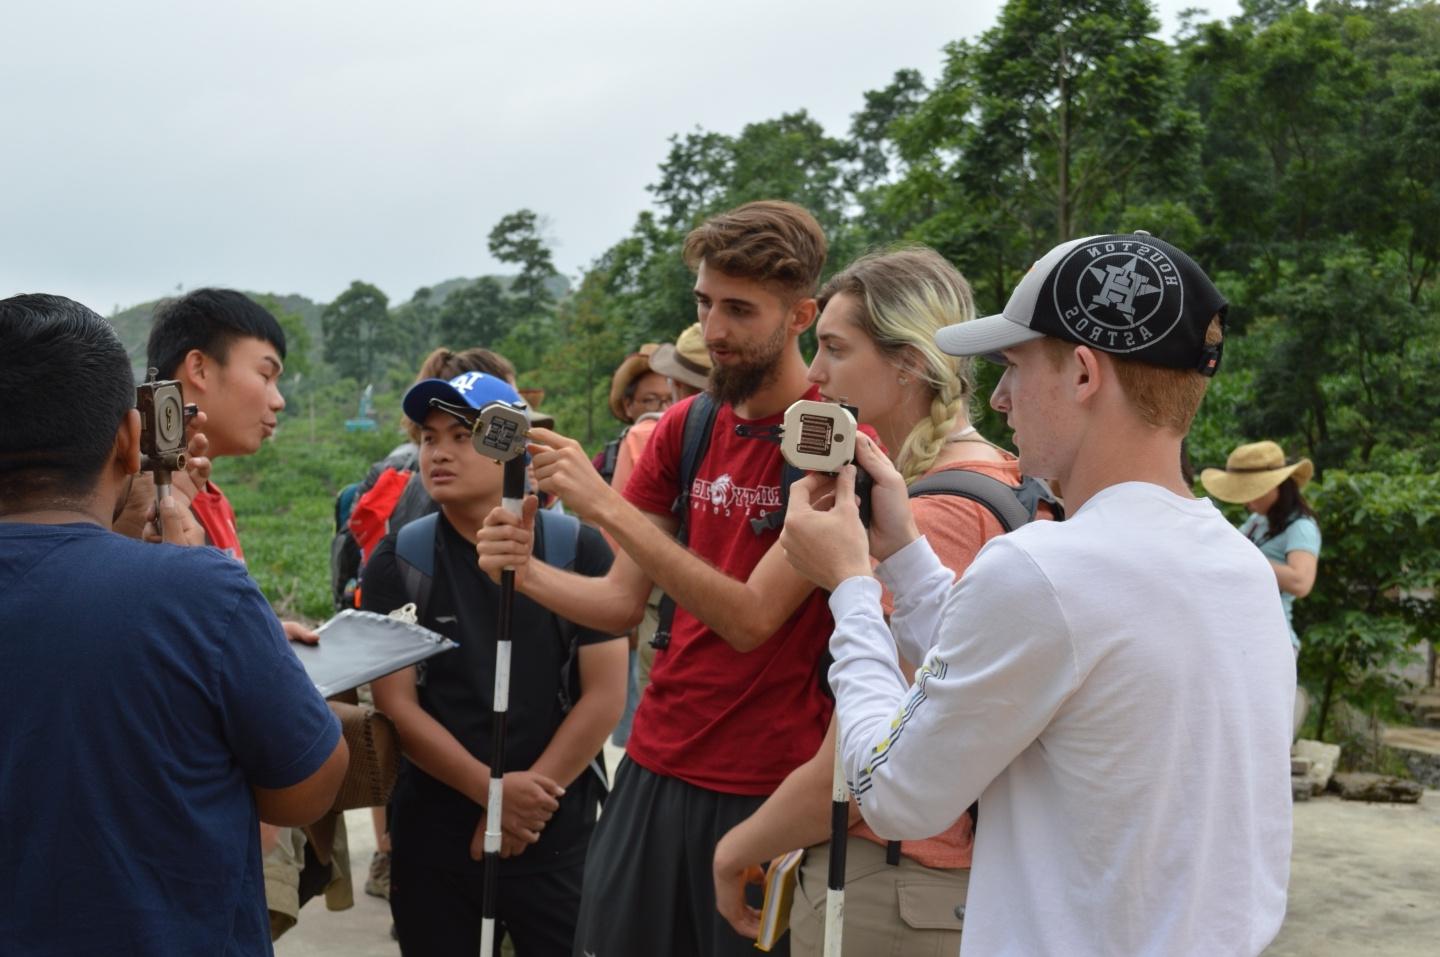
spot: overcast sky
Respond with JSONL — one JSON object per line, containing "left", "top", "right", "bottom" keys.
{"left": 1, "top": 0, "right": 1241, "bottom": 315}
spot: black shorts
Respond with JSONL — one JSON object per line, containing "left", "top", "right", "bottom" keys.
{"left": 572, "top": 757, "right": 784, "bottom": 957}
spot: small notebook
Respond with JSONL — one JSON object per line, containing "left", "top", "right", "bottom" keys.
{"left": 755, "top": 848, "right": 805, "bottom": 952}
{"left": 292, "top": 609, "right": 456, "bottom": 697}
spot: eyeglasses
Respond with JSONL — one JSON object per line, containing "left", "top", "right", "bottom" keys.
{"left": 632, "top": 393, "right": 672, "bottom": 412}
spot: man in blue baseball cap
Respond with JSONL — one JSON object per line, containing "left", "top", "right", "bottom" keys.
{"left": 362, "top": 370, "right": 626, "bottom": 957}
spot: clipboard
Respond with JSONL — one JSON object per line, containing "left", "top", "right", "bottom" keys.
{"left": 292, "top": 609, "right": 457, "bottom": 697}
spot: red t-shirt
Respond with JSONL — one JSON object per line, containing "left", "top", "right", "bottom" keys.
{"left": 190, "top": 481, "right": 246, "bottom": 564}
{"left": 621, "top": 389, "right": 835, "bottom": 795}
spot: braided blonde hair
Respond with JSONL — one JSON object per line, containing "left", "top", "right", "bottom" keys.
{"left": 816, "top": 246, "right": 977, "bottom": 485}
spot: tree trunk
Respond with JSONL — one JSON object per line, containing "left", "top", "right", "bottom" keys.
{"left": 1058, "top": 58, "right": 1072, "bottom": 241}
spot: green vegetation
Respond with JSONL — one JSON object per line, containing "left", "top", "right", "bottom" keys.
{"left": 111, "top": 0, "right": 1439, "bottom": 738}
{"left": 209, "top": 382, "right": 401, "bottom": 622}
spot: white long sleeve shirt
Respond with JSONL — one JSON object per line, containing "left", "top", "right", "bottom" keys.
{"left": 828, "top": 482, "right": 1294, "bottom": 956}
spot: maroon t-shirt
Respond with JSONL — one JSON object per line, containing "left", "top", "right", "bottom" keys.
{"left": 622, "top": 388, "right": 835, "bottom": 795}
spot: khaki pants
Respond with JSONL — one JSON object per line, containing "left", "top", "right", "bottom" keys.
{"left": 789, "top": 837, "right": 968, "bottom": 957}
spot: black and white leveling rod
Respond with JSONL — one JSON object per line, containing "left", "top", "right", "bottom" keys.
{"left": 735, "top": 397, "right": 872, "bottom": 957}
{"left": 468, "top": 400, "right": 531, "bottom": 957}
{"left": 825, "top": 720, "right": 848, "bottom": 956}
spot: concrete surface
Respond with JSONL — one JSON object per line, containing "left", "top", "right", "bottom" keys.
{"left": 277, "top": 772, "right": 1440, "bottom": 956}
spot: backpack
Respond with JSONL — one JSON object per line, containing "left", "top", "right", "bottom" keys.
{"left": 392, "top": 508, "right": 608, "bottom": 797}
{"left": 331, "top": 443, "right": 441, "bottom": 610}
{"left": 907, "top": 468, "right": 1064, "bottom": 529}
{"left": 593, "top": 429, "right": 627, "bottom": 485}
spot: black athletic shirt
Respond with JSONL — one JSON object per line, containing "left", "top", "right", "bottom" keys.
{"left": 361, "top": 509, "right": 617, "bottom": 875}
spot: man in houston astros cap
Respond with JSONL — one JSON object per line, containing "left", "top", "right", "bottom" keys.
{"left": 778, "top": 232, "right": 1295, "bottom": 956}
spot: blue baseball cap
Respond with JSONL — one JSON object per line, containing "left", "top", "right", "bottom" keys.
{"left": 402, "top": 371, "right": 526, "bottom": 426}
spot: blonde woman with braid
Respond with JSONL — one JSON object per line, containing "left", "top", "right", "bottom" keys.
{"left": 713, "top": 246, "right": 1046, "bottom": 955}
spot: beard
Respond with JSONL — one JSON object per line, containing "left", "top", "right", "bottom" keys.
{"left": 708, "top": 321, "right": 788, "bottom": 406}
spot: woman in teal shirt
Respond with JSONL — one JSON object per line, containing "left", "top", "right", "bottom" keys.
{"left": 1202, "top": 441, "right": 1321, "bottom": 652}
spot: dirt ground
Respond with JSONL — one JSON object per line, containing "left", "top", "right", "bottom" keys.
{"left": 277, "top": 783, "right": 1440, "bottom": 956}
{"left": 1266, "top": 789, "right": 1440, "bottom": 956}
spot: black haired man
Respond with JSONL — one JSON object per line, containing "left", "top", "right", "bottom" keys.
{"left": 0, "top": 293, "right": 347, "bottom": 954}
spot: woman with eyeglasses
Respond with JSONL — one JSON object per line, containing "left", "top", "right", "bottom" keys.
{"left": 596, "top": 345, "right": 673, "bottom": 746}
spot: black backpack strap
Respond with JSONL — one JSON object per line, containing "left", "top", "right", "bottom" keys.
{"left": 598, "top": 428, "right": 627, "bottom": 485}
{"left": 669, "top": 393, "right": 719, "bottom": 523}
{"left": 394, "top": 512, "right": 440, "bottom": 621}
{"left": 1013, "top": 475, "right": 1064, "bottom": 522}
{"left": 748, "top": 461, "right": 808, "bottom": 535}
{"left": 907, "top": 469, "right": 1035, "bottom": 532}
{"left": 652, "top": 394, "right": 719, "bottom": 650}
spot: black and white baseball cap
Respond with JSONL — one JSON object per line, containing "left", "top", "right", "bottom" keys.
{"left": 936, "top": 232, "right": 1228, "bottom": 376}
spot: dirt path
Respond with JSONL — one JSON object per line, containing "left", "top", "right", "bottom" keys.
{"left": 1266, "top": 790, "right": 1440, "bottom": 956}
{"left": 278, "top": 788, "right": 1440, "bottom": 956}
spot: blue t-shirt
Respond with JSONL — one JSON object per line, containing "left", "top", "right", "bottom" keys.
{"left": 1238, "top": 512, "right": 1322, "bottom": 647}
{"left": 0, "top": 523, "right": 341, "bottom": 956}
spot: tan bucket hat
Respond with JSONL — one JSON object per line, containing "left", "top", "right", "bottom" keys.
{"left": 608, "top": 343, "right": 661, "bottom": 424}
{"left": 1200, "top": 440, "right": 1313, "bottom": 504}
{"left": 649, "top": 322, "right": 712, "bottom": 392}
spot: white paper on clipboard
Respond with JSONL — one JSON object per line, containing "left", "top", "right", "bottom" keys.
{"left": 292, "top": 609, "right": 457, "bottom": 698}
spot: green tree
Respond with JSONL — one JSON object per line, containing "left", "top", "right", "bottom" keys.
{"left": 321, "top": 280, "right": 389, "bottom": 384}
{"left": 437, "top": 277, "right": 509, "bottom": 350}
{"left": 259, "top": 295, "right": 313, "bottom": 384}
{"left": 488, "top": 210, "right": 559, "bottom": 319}
{"left": 390, "top": 286, "right": 440, "bottom": 369}
{"left": 1297, "top": 470, "right": 1440, "bottom": 741}
{"left": 863, "top": 0, "right": 1199, "bottom": 317}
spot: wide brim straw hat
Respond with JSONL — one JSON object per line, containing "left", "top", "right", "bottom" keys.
{"left": 649, "top": 322, "right": 712, "bottom": 392}
{"left": 1199, "top": 440, "right": 1314, "bottom": 504}
{"left": 608, "top": 343, "right": 660, "bottom": 424}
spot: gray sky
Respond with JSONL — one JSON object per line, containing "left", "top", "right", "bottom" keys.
{"left": 1, "top": 0, "right": 1240, "bottom": 315}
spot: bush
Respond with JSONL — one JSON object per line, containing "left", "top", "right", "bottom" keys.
{"left": 1297, "top": 469, "right": 1440, "bottom": 740}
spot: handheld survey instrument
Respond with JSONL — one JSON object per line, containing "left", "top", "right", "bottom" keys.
{"left": 736, "top": 398, "right": 874, "bottom": 526}
{"left": 135, "top": 368, "right": 198, "bottom": 527}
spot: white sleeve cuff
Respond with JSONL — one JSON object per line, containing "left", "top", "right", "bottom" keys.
{"left": 830, "top": 575, "right": 884, "bottom": 619}
{"left": 875, "top": 535, "right": 942, "bottom": 592}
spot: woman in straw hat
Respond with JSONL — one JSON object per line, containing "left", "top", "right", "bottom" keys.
{"left": 1200, "top": 440, "right": 1321, "bottom": 652}
{"left": 649, "top": 322, "right": 712, "bottom": 400}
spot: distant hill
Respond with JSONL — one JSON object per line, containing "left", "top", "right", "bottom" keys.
{"left": 400, "top": 273, "right": 570, "bottom": 308}
{"left": 108, "top": 274, "right": 569, "bottom": 374}
{"left": 109, "top": 292, "right": 324, "bottom": 374}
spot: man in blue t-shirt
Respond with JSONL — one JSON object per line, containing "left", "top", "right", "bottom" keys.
{"left": 0, "top": 294, "right": 349, "bottom": 956}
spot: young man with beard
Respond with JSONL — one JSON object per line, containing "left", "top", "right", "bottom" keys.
{"left": 476, "top": 200, "right": 834, "bottom": 956}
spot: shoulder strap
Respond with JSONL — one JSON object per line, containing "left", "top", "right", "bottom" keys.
{"left": 395, "top": 512, "right": 440, "bottom": 620}
{"left": 535, "top": 508, "right": 581, "bottom": 570}
{"left": 653, "top": 393, "right": 719, "bottom": 651}
{"left": 907, "top": 469, "right": 1035, "bottom": 532}
{"left": 671, "top": 392, "right": 719, "bottom": 525}
{"left": 1013, "top": 475, "right": 1065, "bottom": 522}
{"left": 749, "top": 461, "right": 807, "bottom": 535}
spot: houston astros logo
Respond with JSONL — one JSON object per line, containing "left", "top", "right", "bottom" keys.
{"left": 1053, "top": 240, "right": 1184, "bottom": 353}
